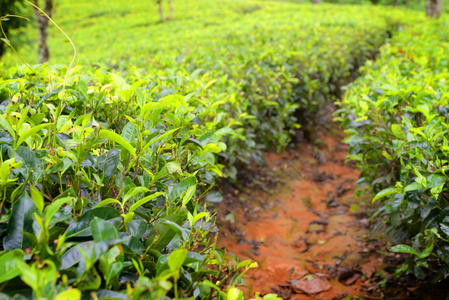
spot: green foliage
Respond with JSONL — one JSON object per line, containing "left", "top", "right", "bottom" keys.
{"left": 0, "top": 68, "right": 261, "bottom": 298}
{"left": 0, "top": 0, "right": 422, "bottom": 298}
{"left": 337, "top": 16, "right": 449, "bottom": 281}
{"left": 3, "top": 1, "right": 410, "bottom": 170}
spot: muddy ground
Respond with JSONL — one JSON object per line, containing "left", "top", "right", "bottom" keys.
{"left": 215, "top": 126, "right": 448, "bottom": 299}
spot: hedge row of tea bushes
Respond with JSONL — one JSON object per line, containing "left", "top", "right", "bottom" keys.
{"left": 4, "top": 2, "right": 411, "bottom": 172}
{"left": 338, "top": 16, "right": 449, "bottom": 281}
{"left": 0, "top": 1, "right": 413, "bottom": 299}
{"left": 0, "top": 67, "right": 270, "bottom": 299}
{"left": 121, "top": 6, "right": 403, "bottom": 172}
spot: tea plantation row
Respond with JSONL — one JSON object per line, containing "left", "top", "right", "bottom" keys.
{"left": 338, "top": 15, "right": 449, "bottom": 282}
{"left": 0, "top": 1, "right": 420, "bottom": 299}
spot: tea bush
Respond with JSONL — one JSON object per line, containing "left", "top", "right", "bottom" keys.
{"left": 0, "top": 65, "right": 269, "bottom": 298}
{"left": 338, "top": 16, "right": 449, "bottom": 282}
{"left": 3, "top": 1, "right": 409, "bottom": 173}
{"left": 0, "top": 0, "right": 417, "bottom": 298}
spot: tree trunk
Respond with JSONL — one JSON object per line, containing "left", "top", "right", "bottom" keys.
{"left": 312, "top": 0, "right": 320, "bottom": 4}
{"left": 33, "top": 0, "right": 52, "bottom": 63}
{"left": 157, "top": 0, "right": 165, "bottom": 23}
{"left": 406, "top": 0, "right": 409, "bottom": 8}
{"left": 393, "top": 0, "right": 399, "bottom": 6}
{"left": 168, "top": 0, "right": 173, "bottom": 20}
{"left": 426, "top": 0, "right": 442, "bottom": 18}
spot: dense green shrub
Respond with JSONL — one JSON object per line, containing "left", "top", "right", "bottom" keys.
{"left": 0, "top": 0, "right": 418, "bottom": 298}
{"left": 337, "top": 15, "right": 449, "bottom": 281}
{"left": 2, "top": 1, "right": 408, "bottom": 169}
{"left": 0, "top": 66, "right": 266, "bottom": 298}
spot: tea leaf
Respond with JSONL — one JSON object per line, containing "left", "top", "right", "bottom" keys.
{"left": 0, "top": 249, "right": 23, "bottom": 283}
{"left": 372, "top": 187, "right": 396, "bottom": 203}
{"left": 99, "top": 129, "right": 136, "bottom": 157}
{"left": 3, "top": 193, "right": 37, "bottom": 250}
{"left": 16, "top": 123, "right": 52, "bottom": 148}
{"left": 91, "top": 217, "right": 119, "bottom": 242}
{"left": 168, "top": 249, "right": 187, "bottom": 272}
{"left": 390, "top": 244, "right": 419, "bottom": 256}
{"left": 66, "top": 207, "right": 120, "bottom": 238}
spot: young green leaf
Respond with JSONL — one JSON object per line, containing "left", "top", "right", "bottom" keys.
{"left": 99, "top": 129, "right": 136, "bottom": 157}
{"left": 54, "top": 289, "right": 82, "bottom": 300}
{"left": 0, "top": 249, "right": 24, "bottom": 283}
{"left": 122, "top": 187, "right": 149, "bottom": 207}
{"left": 372, "top": 187, "right": 396, "bottom": 203}
{"left": 0, "top": 114, "right": 15, "bottom": 138}
{"left": 390, "top": 244, "right": 419, "bottom": 256}
{"left": 16, "top": 123, "right": 52, "bottom": 149}
{"left": 168, "top": 249, "right": 188, "bottom": 272}
{"left": 129, "top": 192, "right": 164, "bottom": 213}
{"left": 29, "top": 186, "right": 44, "bottom": 214}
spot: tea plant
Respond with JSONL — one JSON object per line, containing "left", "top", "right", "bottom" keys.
{"left": 338, "top": 15, "right": 449, "bottom": 282}
{"left": 2, "top": 1, "right": 410, "bottom": 176}
{"left": 0, "top": 65, "right": 257, "bottom": 298}
{"left": 0, "top": 0, "right": 425, "bottom": 298}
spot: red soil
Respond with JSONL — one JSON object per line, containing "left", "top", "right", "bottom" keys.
{"left": 216, "top": 133, "right": 385, "bottom": 299}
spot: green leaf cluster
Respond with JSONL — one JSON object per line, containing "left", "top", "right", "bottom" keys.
{"left": 338, "top": 15, "right": 449, "bottom": 281}
{"left": 0, "top": 0, "right": 423, "bottom": 298}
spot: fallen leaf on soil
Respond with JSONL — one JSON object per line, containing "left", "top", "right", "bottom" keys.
{"left": 288, "top": 276, "right": 332, "bottom": 294}
{"left": 343, "top": 273, "right": 361, "bottom": 285}
{"left": 273, "top": 284, "right": 292, "bottom": 299}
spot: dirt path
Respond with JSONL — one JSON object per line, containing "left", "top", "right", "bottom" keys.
{"left": 216, "top": 131, "right": 391, "bottom": 299}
